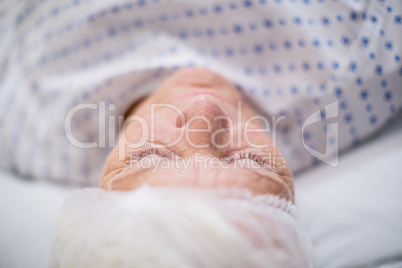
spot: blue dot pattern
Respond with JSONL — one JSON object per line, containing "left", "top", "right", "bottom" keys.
{"left": 0, "top": 0, "right": 401, "bottom": 185}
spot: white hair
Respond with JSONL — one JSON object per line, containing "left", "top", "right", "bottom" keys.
{"left": 50, "top": 185, "right": 314, "bottom": 268}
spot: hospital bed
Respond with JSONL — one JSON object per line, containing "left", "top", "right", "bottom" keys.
{"left": 0, "top": 118, "right": 401, "bottom": 268}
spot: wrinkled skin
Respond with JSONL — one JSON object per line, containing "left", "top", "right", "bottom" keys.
{"left": 101, "top": 68, "right": 294, "bottom": 202}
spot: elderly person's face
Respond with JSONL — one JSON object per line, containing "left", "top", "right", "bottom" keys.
{"left": 101, "top": 68, "right": 293, "bottom": 201}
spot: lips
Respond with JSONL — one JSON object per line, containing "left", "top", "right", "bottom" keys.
{"left": 165, "top": 67, "right": 232, "bottom": 89}
{"left": 181, "top": 91, "right": 226, "bottom": 101}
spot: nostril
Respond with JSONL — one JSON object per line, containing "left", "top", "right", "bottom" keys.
{"left": 223, "top": 117, "right": 230, "bottom": 129}
{"left": 215, "top": 116, "right": 230, "bottom": 129}
{"left": 176, "top": 114, "right": 185, "bottom": 128}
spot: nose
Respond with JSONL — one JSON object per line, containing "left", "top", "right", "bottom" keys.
{"left": 176, "top": 95, "right": 229, "bottom": 150}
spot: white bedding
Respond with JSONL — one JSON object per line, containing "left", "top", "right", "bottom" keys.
{"left": 295, "top": 119, "right": 402, "bottom": 268}
{"left": 0, "top": 120, "right": 401, "bottom": 268}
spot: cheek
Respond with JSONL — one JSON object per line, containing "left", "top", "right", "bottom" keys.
{"left": 244, "top": 134, "right": 271, "bottom": 148}
{"left": 152, "top": 108, "right": 179, "bottom": 125}
{"left": 121, "top": 120, "right": 150, "bottom": 144}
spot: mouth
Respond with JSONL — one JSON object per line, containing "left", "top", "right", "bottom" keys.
{"left": 167, "top": 67, "right": 233, "bottom": 89}
{"left": 180, "top": 91, "right": 231, "bottom": 104}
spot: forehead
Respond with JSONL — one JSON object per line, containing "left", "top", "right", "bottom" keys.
{"left": 108, "top": 162, "right": 292, "bottom": 200}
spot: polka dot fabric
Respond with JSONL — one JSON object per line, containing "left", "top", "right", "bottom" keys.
{"left": 0, "top": 0, "right": 401, "bottom": 185}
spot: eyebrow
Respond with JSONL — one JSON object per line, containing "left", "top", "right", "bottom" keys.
{"left": 108, "top": 167, "right": 150, "bottom": 189}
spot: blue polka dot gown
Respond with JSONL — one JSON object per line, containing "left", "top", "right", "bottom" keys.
{"left": 0, "top": 0, "right": 401, "bottom": 185}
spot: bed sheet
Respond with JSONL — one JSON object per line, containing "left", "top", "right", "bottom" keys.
{"left": 295, "top": 119, "right": 402, "bottom": 268}
{"left": 0, "top": 173, "right": 76, "bottom": 268}
{"left": 0, "top": 120, "right": 401, "bottom": 268}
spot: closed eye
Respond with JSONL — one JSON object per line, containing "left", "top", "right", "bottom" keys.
{"left": 124, "top": 147, "right": 178, "bottom": 166}
{"left": 228, "top": 151, "right": 274, "bottom": 169}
